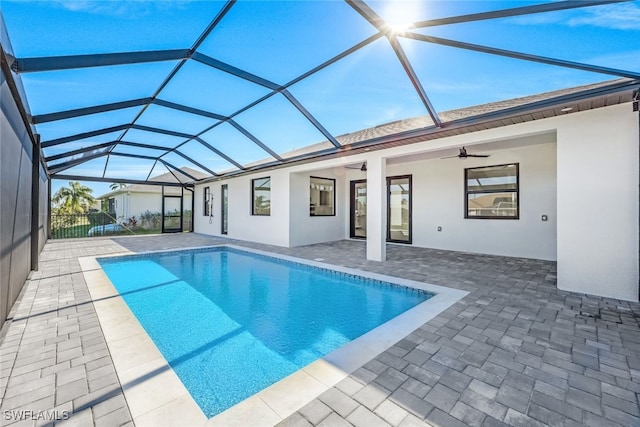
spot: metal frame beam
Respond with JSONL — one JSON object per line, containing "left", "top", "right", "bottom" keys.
{"left": 413, "top": 0, "right": 631, "bottom": 28}
{"left": 41, "top": 124, "right": 130, "bottom": 148}
{"left": 146, "top": 161, "right": 159, "bottom": 181}
{"left": 191, "top": 52, "right": 281, "bottom": 90}
{"left": 107, "top": 154, "right": 201, "bottom": 182}
{"left": 49, "top": 151, "right": 108, "bottom": 174}
{"left": 152, "top": 99, "right": 228, "bottom": 121}
{"left": 33, "top": 25, "right": 385, "bottom": 174}
{"left": 158, "top": 159, "right": 200, "bottom": 181}
{"left": 227, "top": 120, "right": 283, "bottom": 161}
{"left": 161, "top": 164, "right": 184, "bottom": 185}
{"left": 347, "top": 0, "right": 441, "bottom": 126}
{"left": 130, "top": 124, "right": 193, "bottom": 139}
{"left": 215, "top": 33, "right": 386, "bottom": 124}
{"left": 386, "top": 35, "right": 442, "bottom": 127}
{"left": 45, "top": 141, "right": 116, "bottom": 162}
{"left": 174, "top": 150, "right": 219, "bottom": 176}
{"left": 194, "top": 137, "right": 245, "bottom": 170}
{"left": 402, "top": 32, "right": 640, "bottom": 80}
{"left": 281, "top": 90, "right": 341, "bottom": 147}
{"left": 111, "top": 0, "right": 236, "bottom": 152}
{"left": 15, "top": 49, "right": 190, "bottom": 73}
{"left": 112, "top": 143, "right": 217, "bottom": 177}
{"left": 118, "top": 141, "right": 174, "bottom": 152}
{"left": 1, "top": 48, "right": 49, "bottom": 174}
{"left": 52, "top": 174, "right": 188, "bottom": 187}
{"left": 104, "top": 152, "right": 202, "bottom": 182}
{"left": 207, "top": 32, "right": 386, "bottom": 147}
{"left": 101, "top": 154, "right": 111, "bottom": 180}
{"left": 108, "top": 152, "right": 160, "bottom": 161}
{"left": 346, "top": 0, "right": 387, "bottom": 30}
{"left": 284, "top": 32, "right": 385, "bottom": 88}
{"left": 32, "top": 98, "right": 152, "bottom": 124}
{"left": 118, "top": 140, "right": 226, "bottom": 175}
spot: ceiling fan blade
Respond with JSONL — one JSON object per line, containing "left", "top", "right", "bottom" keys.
{"left": 466, "top": 154, "right": 490, "bottom": 158}
{"left": 440, "top": 155, "right": 461, "bottom": 159}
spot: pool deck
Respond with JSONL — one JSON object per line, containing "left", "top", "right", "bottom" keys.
{"left": 1, "top": 234, "right": 639, "bottom": 427}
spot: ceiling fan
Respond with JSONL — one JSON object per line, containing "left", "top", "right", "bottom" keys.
{"left": 345, "top": 162, "right": 367, "bottom": 171}
{"left": 441, "top": 147, "right": 490, "bottom": 159}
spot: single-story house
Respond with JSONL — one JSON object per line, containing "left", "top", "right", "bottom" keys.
{"left": 192, "top": 79, "right": 640, "bottom": 302}
{"left": 97, "top": 167, "right": 206, "bottom": 224}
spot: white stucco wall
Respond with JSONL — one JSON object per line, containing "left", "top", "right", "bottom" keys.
{"left": 289, "top": 169, "right": 346, "bottom": 247}
{"left": 129, "top": 193, "right": 162, "bottom": 219}
{"left": 556, "top": 104, "right": 638, "bottom": 301}
{"left": 194, "top": 184, "right": 220, "bottom": 235}
{"left": 194, "top": 172, "right": 291, "bottom": 247}
{"left": 109, "top": 192, "right": 161, "bottom": 221}
{"left": 387, "top": 137, "right": 557, "bottom": 260}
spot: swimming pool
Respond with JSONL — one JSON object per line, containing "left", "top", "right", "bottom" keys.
{"left": 98, "top": 246, "right": 433, "bottom": 418}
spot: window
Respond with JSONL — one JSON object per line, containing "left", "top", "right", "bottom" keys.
{"left": 310, "top": 177, "right": 335, "bottom": 216}
{"left": 203, "top": 186, "right": 211, "bottom": 216}
{"left": 465, "top": 163, "right": 519, "bottom": 219}
{"left": 221, "top": 184, "right": 228, "bottom": 234}
{"left": 252, "top": 177, "right": 271, "bottom": 216}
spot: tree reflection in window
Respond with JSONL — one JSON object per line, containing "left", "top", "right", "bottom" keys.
{"left": 252, "top": 177, "right": 271, "bottom": 216}
{"left": 465, "top": 164, "right": 519, "bottom": 219}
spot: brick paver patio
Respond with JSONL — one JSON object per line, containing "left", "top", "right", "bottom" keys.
{"left": 1, "top": 234, "right": 639, "bottom": 426}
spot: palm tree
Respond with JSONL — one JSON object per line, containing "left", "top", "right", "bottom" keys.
{"left": 109, "top": 182, "right": 128, "bottom": 191}
{"left": 52, "top": 181, "right": 96, "bottom": 214}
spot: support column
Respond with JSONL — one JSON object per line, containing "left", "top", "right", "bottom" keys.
{"left": 557, "top": 105, "right": 638, "bottom": 301}
{"left": 366, "top": 156, "right": 386, "bottom": 261}
{"left": 30, "top": 134, "right": 40, "bottom": 271}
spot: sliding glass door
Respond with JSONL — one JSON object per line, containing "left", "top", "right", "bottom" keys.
{"left": 387, "top": 176, "right": 412, "bottom": 243}
{"left": 350, "top": 180, "right": 367, "bottom": 238}
{"left": 350, "top": 176, "right": 412, "bottom": 243}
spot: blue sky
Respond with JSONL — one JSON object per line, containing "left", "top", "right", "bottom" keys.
{"left": 1, "top": 0, "right": 639, "bottom": 197}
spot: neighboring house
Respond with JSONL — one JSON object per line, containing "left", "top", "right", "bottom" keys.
{"left": 97, "top": 167, "right": 207, "bottom": 224}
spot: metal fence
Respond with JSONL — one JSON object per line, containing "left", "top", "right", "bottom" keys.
{"left": 50, "top": 210, "right": 192, "bottom": 239}
{"left": 50, "top": 212, "right": 136, "bottom": 239}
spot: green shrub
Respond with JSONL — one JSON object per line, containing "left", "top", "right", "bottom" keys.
{"left": 140, "top": 210, "right": 161, "bottom": 230}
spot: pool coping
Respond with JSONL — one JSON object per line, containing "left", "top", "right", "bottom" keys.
{"left": 79, "top": 244, "right": 468, "bottom": 427}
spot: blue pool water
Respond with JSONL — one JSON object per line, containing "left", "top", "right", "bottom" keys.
{"left": 98, "top": 247, "right": 432, "bottom": 417}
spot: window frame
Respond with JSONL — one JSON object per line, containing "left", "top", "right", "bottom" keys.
{"left": 251, "top": 177, "right": 271, "bottom": 216}
{"left": 203, "top": 186, "right": 210, "bottom": 217}
{"left": 309, "top": 176, "right": 336, "bottom": 217}
{"left": 464, "top": 163, "right": 520, "bottom": 220}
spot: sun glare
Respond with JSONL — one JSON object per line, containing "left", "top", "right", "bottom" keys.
{"left": 383, "top": 1, "right": 421, "bottom": 34}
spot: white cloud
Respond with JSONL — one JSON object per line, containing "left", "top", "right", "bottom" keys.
{"left": 52, "top": 0, "right": 191, "bottom": 19}
{"left": 568, "top": 3, "right": 640, "bottom": 30}
{"left": 511, "top": 3, "right": 640, "bottom": 30}
{"left": 585, "top": 49, "right": 640, "bottom": 70}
